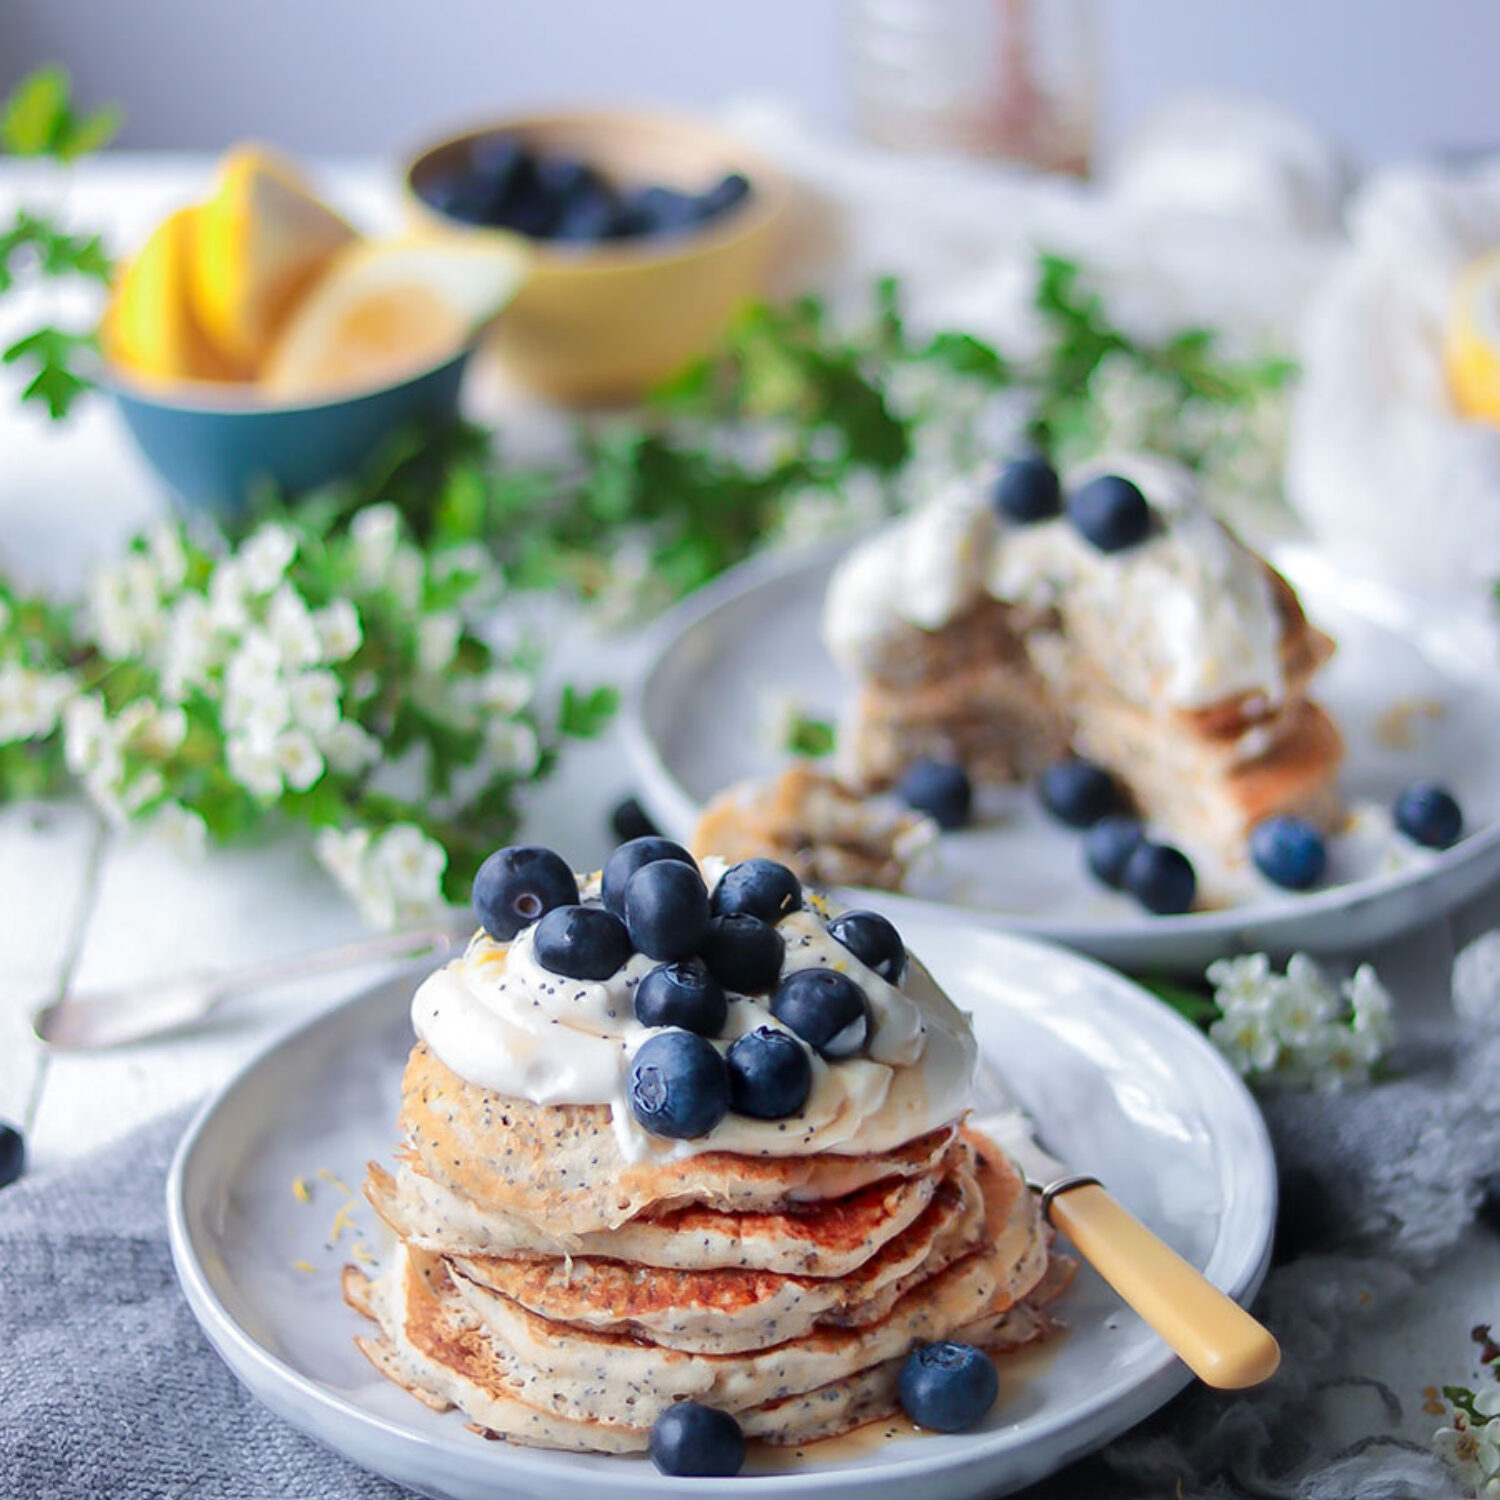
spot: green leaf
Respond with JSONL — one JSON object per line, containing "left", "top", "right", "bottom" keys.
{"left": 785, "top": 715, "right": 836, "bottom": 758}
{"left": 557, "top": 685, "right": 619, "bottom": 738}
{"left": 3, "top": 325, "right": 96, "bottom": 419}
{"left": 0, "top": 65, "right": 119, "bottom": 161}
{"left": 920, "top": 330, "right": 1010, "bottom": 386}
{"left": 1140, "top": 976, "right": 1221, "bottom": 1027}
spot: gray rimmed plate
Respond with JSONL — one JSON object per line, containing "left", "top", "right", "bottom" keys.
{"left": 168, "top": 919, "right": 1275, "bottom": 1500}
{"left": 622, "top": 540, "right": 1500, "bottom": 972}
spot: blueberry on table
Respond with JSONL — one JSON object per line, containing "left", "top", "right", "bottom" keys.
{"left": 649, "top": 1400, "right": 746, "bottom": 1477}
{"left": 1249, "top": 816, "right": 1328, "bottom": 890}
{"left": 532, "top": 904, "right": 633, "bottom": 980}
{"left": 629, "top": 1031, "right": 730, "bottom": 1140}
{"left": 1123, "top": 841, "right": 1196, "bottom": 915}
{"left": 727, "top": 1027, "right": 814, "bottom": 1120}
{"left": 701, "top": 913, "right": 785, "bottom": 995}
{"left": 602, "top": 836, "right": 696, "bottom": 917}
{"left": 1084, "top": 815, "right": 1145, "bottom": 889}
{"left": 1039, "top": 757, "right": 1122, "bottom": 829}
{"left": 1394, "top": 782, "right": 1463, "bottom": 849}
{"left": 634, "top": 959, "right": 727, "bottom": 1036}
{"left": 771, "top": 969, "right": 870, "bottom": 1059}
{"left": 898, "top": 1341, "right": 999, "bottom": 1432}
{"left": 897, "top": 759, "right": 972, "bottom": 830}
{"left": 698, "top": 171, "right": 752, "bottom": 220}
{"left": 826, "top": 909, "right": 907, "bottom": 984}
{"left": 0, "top": 1122, "right": 24, "bottom": 1189}
{"left": 711, "top": 857, "right": 802, "bottom": 924}
{"left": 1067, "top": 473, "right": 1152, "bottom": 553}
{"left": 992, "top": 456, "right": 1061, "bottom": 524}
{"left": 609, "top": 796, "right": 660, "bottom": 845}
{"left": 472, "top": 845, "right": 579, "bottom": 941}
{"left": 624, "top": 859, "right": 710, "bottom": 962}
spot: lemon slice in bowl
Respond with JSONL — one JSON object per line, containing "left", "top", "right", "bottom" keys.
{"left": 1444, "top": 247, "right": 1500, "bottom": 425}
{"left": 101, "top": 205, "right": 248, "bottom": 383}
{"left": 190, "top": 144, "right": 358, "bottom": 372}
{"left": 260, "top": 235, "right": 529, "bottom": 401}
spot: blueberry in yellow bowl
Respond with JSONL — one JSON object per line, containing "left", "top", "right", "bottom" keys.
{"left": 404, "top": 109, "right": 788, "bottom": 405}
{"left": 99, "top": 145, "right": 528, "bottom": 517}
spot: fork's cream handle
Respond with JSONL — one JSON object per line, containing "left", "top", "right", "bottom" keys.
{"left": 1047, "top": 1182, "right": 1281, "bottom": 1390}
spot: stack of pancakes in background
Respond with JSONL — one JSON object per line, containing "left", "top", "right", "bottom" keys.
{"left": 347, "top": 1040, "right": 1070, "bottom": 1452}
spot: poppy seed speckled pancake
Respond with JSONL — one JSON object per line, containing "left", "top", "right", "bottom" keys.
{"left": 364, "top": 1151, "right": 943, "bottom": 1275}
{"left": 446, "top": 1148, "right": 986, "bottom": 1354}
{"left": 400, "top": 1042, "right": 960, "bottom": 1236}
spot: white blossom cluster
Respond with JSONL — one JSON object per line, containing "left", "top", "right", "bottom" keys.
{"left": 1205, "top": 952, "right": 1395, "bottom": 1092}
{"left": 1434, "top": 1391, "right": 1500, "bottom": 1498}
{"left": 1, "top": 504, "right": 551, "bottom": 928}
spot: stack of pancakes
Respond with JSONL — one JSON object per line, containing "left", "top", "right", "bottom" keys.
{"left": 348, "top": 1042, "right": 1069, "bottom": 1452}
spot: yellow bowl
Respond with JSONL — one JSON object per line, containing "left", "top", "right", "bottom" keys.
{"left": 403, "top": 109, "right": 788, "bottom": 405}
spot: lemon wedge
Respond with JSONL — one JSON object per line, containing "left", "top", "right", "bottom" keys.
{"left": 189, "top": 145, "right": 357, "bottom": 371}
{"left": 100, "top": 206, "right": 247, "bottom": 383}
{"left": 260, "top": 235, "right": 529, "bottom": 401}
{"left": 1444, "top": 247, "right": 1500, "bottom": 425}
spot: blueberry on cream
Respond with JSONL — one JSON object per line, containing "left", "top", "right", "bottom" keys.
{"left": 771, "top": 969, "right": 871, "bottom": 1060}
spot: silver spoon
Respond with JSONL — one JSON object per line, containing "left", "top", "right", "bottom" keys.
{"left": 30, "top": 920, "right": 470, "bottom": 1051}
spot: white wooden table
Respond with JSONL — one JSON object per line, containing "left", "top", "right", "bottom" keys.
{"left": 3, "top": 161, "right": 1500, "bottom": 1465}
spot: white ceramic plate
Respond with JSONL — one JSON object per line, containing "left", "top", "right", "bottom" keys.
{"left": 168, "top": 921, "right": 1276, "bottom": 1500}
{"left": 623, "top": 541, "right": 1500, "bottom": 971}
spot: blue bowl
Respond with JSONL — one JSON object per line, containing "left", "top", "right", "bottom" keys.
{"left": 106, "top": 350, "right": 471, "bottom": 518}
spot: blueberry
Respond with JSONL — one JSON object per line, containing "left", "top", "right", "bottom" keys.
{"left": 711, "top": 858, "right": 802, "bottom": 924}
{"left": 0, "top": 1122, "right": 24, "bottom": 1189}
{"left": 1068, "top": 473, "right": 1152, "bottom": 553}
{"left": 467, "top": 137, "right": 535, "bottom": 224}
{"left": 726, "top": 1027, "right": 814, "bottom": 1119}
{"left": 1250, "top": 816, "right": 1328, "bottom": 890}
{"left": 634, "top": 959, "right": 727, "bottom": 1036}
{"left": 618, "top": 184, "right": 704, "bottom": 237}
{"left": 898, "top": 1340, "right": 999, "bottom": 1432}
{"left": 493, "top": 180, "right": 558, "bottom": 238}
{"left": 992, "top": 456, "right": 1061, "bottom": 523}
{"left": 701, "top": 913, "right": 785, "bottom": 994}
{"left": 420, "top": 173, "right": 491, "bottom": 225}
{"left": 1394, "top": 782, "right": 1463, "bottom": 849}
{"left": 473, "top": 845, "right": 579, "bottom": 941}
{"left": 629, "top": 1031, "right": 730, "bottom": 1140}
{"left": 1123, "top": 841, "right": 1196, "bottom": 915}
{"left": 649, "top": 1400, "right": 745, "bottom": 1477}
{"left": 602, "top": 836, "right": 696, "bottom": 917}
{"left": 610, "top": 795, "right": 659, "bottom": 845}
{"left": 698, "top": 171, "right": 751, "bottom": 221}
{"left": 551, "top": 189, "right": 621, "bottom": 243}
{"left": 1039, "top": 757, "right": 1123, "bottom": 829}
{"left": 897, "top": 759, "right": 972, "bottom": 830}
{"left": 535, "top": 154, "right": 603, "bottom": 204}
{"left": 771, "top": 969, "right": 870, "bottom": 1059}
{"left": 532, "top": 904, "right": 633, "bottom": 980}
{"left": 1085, "top": 815, "right": 1145, "bottom": 889}
{"left": 826, "top": 909, "right": 907, "bottom": 984}
{"left": 624, "top": 859, "right": 710, "bottom": 961}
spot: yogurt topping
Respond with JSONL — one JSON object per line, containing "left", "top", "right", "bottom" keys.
{"left": 822, "top": 455, "right": 1286, "bottom": 711}
{"left": 413, "top": 864, "right": 978, "bottom": 1164}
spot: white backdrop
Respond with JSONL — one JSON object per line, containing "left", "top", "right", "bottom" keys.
{"left": 1, "top": 0, "right": 1497, "bottom": 165}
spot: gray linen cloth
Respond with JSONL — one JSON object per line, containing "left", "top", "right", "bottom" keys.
{"left": 5, "top": 933, "right": 1500, "bottom": 1500}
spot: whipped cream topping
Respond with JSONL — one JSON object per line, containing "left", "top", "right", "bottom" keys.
{"left": 822, "top": 455, "right": 1286, "bottom": 711}
{"left": 412, "top": 863, "right": 978, "bottom": 1164}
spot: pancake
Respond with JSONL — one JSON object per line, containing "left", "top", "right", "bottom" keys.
{"left": 366, "top": 1149, "right": 944, "bottom": 1274}
{"left": 447, "top": 1148, "right": 986, "bottom": 1354}
{"left": 401, "top": 1042, "right": 959, "bottom": 1236}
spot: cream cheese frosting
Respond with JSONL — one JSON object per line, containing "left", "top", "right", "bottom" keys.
{"left": 822, "top": 454, "right": 1286, "bottom": 711}
{"left": 412, "top": 862, "right": 978, "bottom": 1165}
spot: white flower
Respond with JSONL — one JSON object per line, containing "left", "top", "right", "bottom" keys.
{"left": 89, "top": 555, "right": 161, "bottom": 660}
{"left": 1209, "top": 1009, "right": 1281, "bottom": 1076}
{"left": 160, "top": 594, "right": 220, "bottom": 700}
{"left": 117, "top": 766, "right": 165, "bottom": 817}
{"left": 322, "top": 718, "right": 381, "bottom": 775}
{"left": 350, "top": 505, "right": 401, "bottom": 584}
{"left": 152, "top": 801, "right": 208, "bottom": 859}
{"left": 227, "top": 733, "right": 283, "bottom": 800}
{"left": 207, "top": 561, "right": 251, "bottom": 634}
{"left": 266, "top": 584, "right": 322, "bottom": 670}
{"left": 485, "top": 718, "right": 539, "bottom": 776}
{"left": 1206, "top": 953, "right": 1275, "bottom": 1014}
{"left": 387, "top": 546, "right": 425, "bottom": 611}
{"left": 0, "top": 662, "right": 74, "bottom": 742}
{"left": 1303, "top": 1022, "right": 1384, "bottom": 1093}
{"left": 62, "top": 694, "right": 111, "bottom": 777}
{"left": 239, "top": 522, "right": 298, "bottom": 595}
{"left": 1346, "top": 963, "right": 1395, "bottom": 1043}
{"left": 474, "top": 668, "right": 533, "bottom": 716}
{"left": 145, "top": 524, "right": 189, "bottom": 591}
{"left": 432, "top": 542, "right": 501, "bottom": 595}
{"left": 132, "top": 704, "right": 188, "bottom": 757}
{"left": 1434, "top": 1413, "right": 1500, "bottom": 1494}
{"left": 224, "top": 630, "right": 283, "bottom": 705}
{"left": 288, "top": 670, "right": 342, "bottom": 737}
{"left": 372, "top": 823, "right": 448, "bottom": 911}
{"left": 314, "top": 598, "right": 363, "bottom": 662}
{"left": 416, "top": 613, "right": 462, "bottom": 675}
{"left": 1270, "top": 958, "right": 1339, "bottom": 1048}
{"left": 272, "top": 729, "right": 324, "bottom": 792}
{"left": 315, "top": 824, "right": 372, "bottom": 894}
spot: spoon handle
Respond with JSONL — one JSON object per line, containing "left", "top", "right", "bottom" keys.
{"left": 1046, "top": 1181, "right": 1281, "bottom": 1390}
